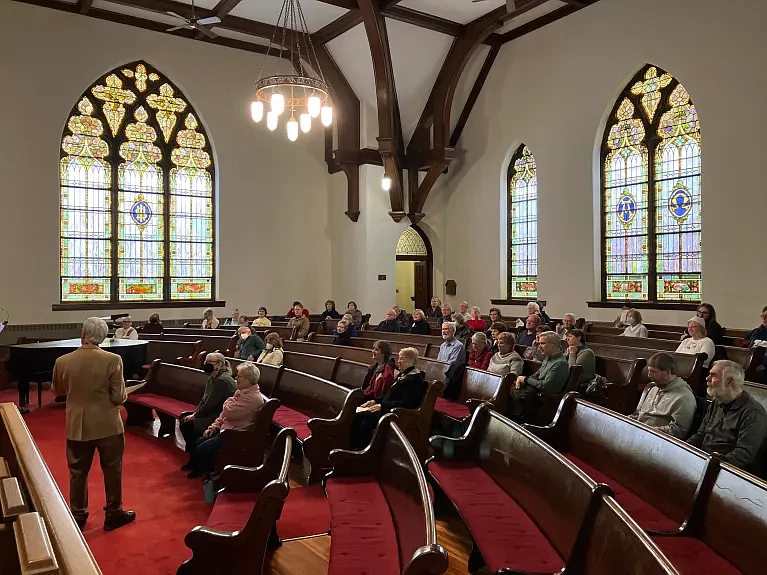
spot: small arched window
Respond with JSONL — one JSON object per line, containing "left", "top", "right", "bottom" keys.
{"left": 507, "top": 144, "right": 538, "bottom": 299}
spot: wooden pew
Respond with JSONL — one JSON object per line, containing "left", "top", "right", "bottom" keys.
{"left": 432, "top": 369, "right": 513, "bottom": 429}
{"left": 585, "top": 332, "right": 679, "bottom": 351}
{"left": 283, "top": 340, "right": 372, "bottom": 364}
{"left": 716, "top": 344, "right": 765, "bottom": 380}
{"left": 330, "top": 358, "right": 369, "bottom": 390}
{"left": 213, "top": 398, "right": 281, "bottom": 477}
{"left": 138, "top": 338, "right": 202, "bottom": 368}
{"left": 354, "top": 329, "right": 444, "bottom": 347}
{"left": 597, "top": 356, "right": 647, "bottom": 415}
{"left": 305, "top": 333, "right": 432, "bottom": 358}
{"left": 141, "top": 332, "right": 236, "bottom": 357}
{"left": 251, "top": 325, "right": 298, "bottom": 342}
{"left": 586, "top": 324, "right": 684, "bottom": 341}
{"left": 325, "top": 414, "right": 449, "bottom": 575}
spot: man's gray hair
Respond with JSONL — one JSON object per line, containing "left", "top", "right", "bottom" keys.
{"left": 442, "top": 322, "right": 456, "bottom": 335}
{"left": 538, "top": 331, "right": 560, "bottom": 346}
{"left": 564, "top": 313, "right": 576, "bottom": 321}
{"left": 236, "top": 362, "right": 261, "bottom": 385}
{"left": 82, "top": 317, "right": 108, "bottom": 345}
{"left": 715, "top": 360, "right": 745, "bottom": 392}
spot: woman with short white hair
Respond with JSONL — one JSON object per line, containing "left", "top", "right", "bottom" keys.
{"left": 468, "top": 332, "right": 493, "bottom": 371}
{"left": 201, "top": 308, "right": 220, "bottom": 329}
{"left": 408, "top": 309, "right": 431, "bottom": 334}
{"left": 114, "top": 316, "right": 138, "bottom": 340}
{"left": 676, "top": 317, "right": 716, "bottom": 368}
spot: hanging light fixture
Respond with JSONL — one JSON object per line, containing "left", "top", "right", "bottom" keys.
{"left": 250, "top": 0, "right": 333, "bottom": 142}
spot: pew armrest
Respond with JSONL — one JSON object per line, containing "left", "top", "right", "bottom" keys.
{"left": 218, "top": 428, "right": 296, "bottom": 493}
{"left": 327, "top": 413, "right": 400, "bottom": 478}
{"left": 524, "top": 391, "right": 579, "bottom": 444}
{"left": 428, "top": 403, "right": 493, "bottom": 462}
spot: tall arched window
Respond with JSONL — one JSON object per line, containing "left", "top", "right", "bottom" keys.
{"left": 507, "top": 144, "right": 538, "bottom": 299}
{"left": 602, "top": 64, "right": 702, "bottom": 302}
{"left": 60, "top": 61, "right": 215, "bottom": 304}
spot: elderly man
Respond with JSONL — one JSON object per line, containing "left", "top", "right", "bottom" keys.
{"left": 517, "top": 314, "right": 540, "bottom": 347}
{"left": 51, "top": 318, "right": 135, "bottom": 532}
{"left": 630, "top": 352, "right": 696, "bottom": 439}
{"left": 439, "top": 303, "right": 454, "bottom": 325}
{"left": 438, "top": 322, "right": 466, "bottom": 365}
{"left": 511, "top": 331, "right": 569, "bottom": 422}
{"left": 458, "top": 301, "right": 470, "bottom": 320}
{"left": 393, "top": 305, "right": 410, "bottom": 329}
{"left": 376, "top": 308, "right": 402, "bottom": 333}
{"left": 224, "top": 308, "right": 240, "bottom": 326}
{"left": 687, "top": 360, "right": 767, "bottom": 472}
{"left": 556, "top": 313, "right": 577, "bottom": 339}
{"left": 113, "top": 316, "right": 138, "bottom": 340}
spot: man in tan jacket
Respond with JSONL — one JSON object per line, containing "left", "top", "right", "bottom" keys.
{"left": 51, "top": 317, "right": 135, "bottom": 532}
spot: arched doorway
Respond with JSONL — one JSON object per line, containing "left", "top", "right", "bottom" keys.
{"left": 395, "top": 225, "right": 433, "bottom": 313}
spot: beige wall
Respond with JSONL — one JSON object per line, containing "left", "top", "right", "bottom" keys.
{"left": 435, "top": 0, "right": 767, "bottom": 329}
{"left": 0, "top": 2, "right": 332, "bottom": 325}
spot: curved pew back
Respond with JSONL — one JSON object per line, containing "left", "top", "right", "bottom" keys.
{"left": 331, "top": 358, "right": 368, "bottom": 389}
{"left": 252, "top": 326, "right": 298, "bottom": 342}
{"left": 716, "top": 345, "right": 765, "bottom": 378}
{"left": 283, "top": 340, "right": 371, "bottom": 364}
{"left": 586, "top": 333, "right": 679, "bottom": 352}
{"left": 282, "top": 351, "right": 337, "bottom": 381}
{"left": 307, "top": 334, "right": 430, "bottom": 357}
{"left": 596, "top": 356, "right": 647, "bottom": 415}
{"left": 140, "top": 360, "right": 209, "bottom": 405}
{"left": 278, "top": 369, "right": 354, "bottom": 420}
{"left": 354, "top": 330, "right": 444, "bottom": 347}
{"left": 143, "top": 339, "right": 201, "bottom": 367}
{"left": 228, "top": 359, "right": 282, "bottom": 397}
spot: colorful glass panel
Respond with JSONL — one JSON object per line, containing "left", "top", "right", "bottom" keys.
{"left": 508, "top": 145, "right": 538, "bottom": 299}
{"left": 630, "top": 66, "right": 673, "bottom": 122}
{"left": 396, "top": 227, "right": 428, "bottom": 257}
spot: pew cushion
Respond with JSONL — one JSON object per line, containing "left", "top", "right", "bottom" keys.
{"left": 273, "top": 406, "right": 312, "bottom": 441}
{"left": 429, "top": 460, "right": 563, "bottom": 573}
{"left": 653, "top": 536, "right": 741, "bottom": 575}
{"left": 127, "top": 393, "right": 195, "bottom": 418}
{"left": 564, "top": 453, "right": 678, "bottom": 532}
{"left": 205, "top": 492, "right": 257, "bottom": 532}
{"left": 325, "top": 476, "right": 400, "bottom": 575}
{"left": 434, "top": 398, "right": 471, "bottom": 420}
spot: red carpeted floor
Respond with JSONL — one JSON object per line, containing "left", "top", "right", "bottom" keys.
{"left": 0, "top": 390, "right": 331, "bottom": 575}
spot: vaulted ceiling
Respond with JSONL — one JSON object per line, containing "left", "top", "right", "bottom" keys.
{"left": 16, "top": 0, "right": 600, "bottom": 222}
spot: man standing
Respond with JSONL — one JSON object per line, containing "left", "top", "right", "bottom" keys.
{"left": 630, "top": 352, "right": 696, "bottom": 439}
{"left": 51, "top": 317, "right": 135, "bottom": 531}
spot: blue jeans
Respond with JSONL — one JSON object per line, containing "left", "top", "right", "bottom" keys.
{"left": 193, "top": 433, "right": 222, "bottom": 475}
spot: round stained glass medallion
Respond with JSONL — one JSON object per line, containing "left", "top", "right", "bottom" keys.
{"left": 616, "top": 192, "right": 637, "bottom": 228}
{"left": 669, "top": 187, "right": 692, "bottom": 221}
{"left": 131, "top": 199, "right": 152, "bottom": 227}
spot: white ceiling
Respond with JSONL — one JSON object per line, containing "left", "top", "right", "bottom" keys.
{"left": 94, "top": 0, "right": 193, "bottom": 27}
{"left": 398, "top": 0, "right": 506, "bottom": 25}
{"left": 167, "top": 0, "right": 220, "bottom": 10}
{"left": 229, "top": 0, "right": 348, "bottom": 33}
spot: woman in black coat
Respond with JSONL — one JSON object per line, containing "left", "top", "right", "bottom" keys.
{"left": 408, "top": 309, "right": 431, "bottom": 335}
{"left": 332, "top": 320, "right": 354, "bottom": 346}
{"left": 320, "top": 299, "right": 342, "bottom": 320}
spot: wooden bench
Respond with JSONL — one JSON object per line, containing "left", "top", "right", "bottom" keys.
{"left": 716, "top": 344, "right": 765, "bottom": 380}
{"left": 597, "top": 356, "right": 647, "bottom": 415}
{"left": 138, "top": 338, "right": 202, "bottom": 369}
{"left": 432, "top": 368, "right": 512, "bottom": 429}
{"left": 141, "top": 332, "right": 237, "bottom": 357}
{"left": 354, "top": 329, "right": 444, "bottom": 347}
{"left": 307, "top": 333, "right": 433, "bottom": 358}
{"left": 324, "top": 414, "right": 449, "bottom": 575}
{"left": 251, "top": 325, "right": 298, "bottom": 342}
{"left": 178, "top": 428, "right": 295, "bottom": 575}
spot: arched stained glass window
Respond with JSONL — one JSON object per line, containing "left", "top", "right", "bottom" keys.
{"left": 60, "top": 62, "right": 215, "bottom": 304}
{"left": 507, "top": 145, "right": 538, "bottom": 299}
{"left": 601, "top": 65, "right": 702, "bottom": 302}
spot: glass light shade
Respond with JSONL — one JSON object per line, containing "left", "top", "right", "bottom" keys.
{"left": 287, "top": 118, "right": 299, "bottom": 142}
{"left": 381, "top": 176, "right": 392, "bottom": 191}
{"left": 300, "top": 113, "right": 311, "bottom": 133}
{"left": 320, "top": 105, "right": 333, "bottom": 127}
{"left": 308, "top": 96, "right": 321, "bottom": 118}
{"left": 266, "top": 111, "right": 278, "bottom": 131}
{"left": 270, "top": 93, "right": 285, "bottom": 115}
{"left": 251, "top": 101, "right": 263, "bottom": 122}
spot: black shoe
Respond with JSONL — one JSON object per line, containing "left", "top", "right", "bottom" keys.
{"left": 103, "top": 510, "right": 136, "bottom": 532}
{"left": 187, "top": 470, "right": 202, "bottom": 479}
{"left": 19, "top": 407, "right": 30, "bottom": 415}
{"left": 74, "top": 514, "right": 88, "bottom": 531}
{"left": 181, "top": 462, "right": 193, "bottom": 471}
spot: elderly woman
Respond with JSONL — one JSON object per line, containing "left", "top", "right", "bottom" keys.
{"left": 180, "top": 353, "right": 236, "bottom": 472}
{"left": 468, "top": 332, "right": 493, "bottom": 371}
{"left": 557, "top": 313, "right": 577, "bottom": 339}
{"left": 676, "top": 317, "right": 716, "bottom": 368}
{"left": 458, "top": 301, "right": 471, "bottom": 320}
{"left": 346, "top": 301, "right": 363, "bottom": 328}
{"left": 467, "top": 306, "right": 486, "bottom": 332}
{"left": 224, "top": 309, "right": 240, "bottom": 326}
{"left": 114, "top": 316, "right": 138, "bottom": 340}
{"left": 186, "top": 362, "right": 265, "bottom": 478}
{"left": 425, "top": 297, "right": 442, "bottom": 318}
{"left": 362, "top": 340, "right": 396, "bottom": 402}
{"left": 256, "top": 333, "right": 284, "bottom": 366}
{"left": 142, "top": 313, "right": 164, "bottom": 335}
{"left": 252, "top": 307, "right": 271, "bottom": 327}
{"left": 438, "top": 304, "right": 454, "bottom": 325}
{"left": 321, "top": 300, "right": 342, "bottom": 320}
{"left": 201, "top": 308, "right": 220, "bottom": 329}
{"left": 339, "top": 314, "right": 359, "bottom": 336}
{"left": 620, "top": 309, "right": 649, "bottom": 338}
{"left": 452, "top": 313, "right": 473, "bottom": 346}
{"left": 566, "top": 328, "right": 596, "bottom": 386}
{"left": 333, "top": 320, "right": 354, "bottom": 346}
{"left": 683, "top": 303, "right": 725, "bottom": 345}
{"left": 408, "top": 309, "right": 431, "bottom": 335}
{"left": 236, "top": 326, "right": 265, "bottom": 361}
{"left": 488, "top": 331, "right": 524, "bottom": 378}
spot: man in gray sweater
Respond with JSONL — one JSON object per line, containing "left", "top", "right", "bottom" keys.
{"left": 630, "top": 352, "right": 696, "bottom": 439}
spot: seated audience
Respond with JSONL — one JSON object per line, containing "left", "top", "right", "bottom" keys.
{"left": 523, "top": 327, "right": 548, "bottom": 362}
{"left": 688, "top": 360, "right": 767, "bottom": 472}
{"left": 538, "top": 303, "right": 552, "bottom": 326}
{"left": 237, "top": 315, "right": 249, "bottom": 329}
{"left": 630, "top": 352, "right": 696, "bottom": 439}
{"left": 676, "top": 316, "right": 716, "bottom": 368}
{"left": 511, "top": 331, "right": 569, "bottom": 422}
{"left": 488, "top": 307, "right": 503, "bottom": 324}
{"left": 458, "top": 301, "right": 470, "bottom": 320}
{"left": 287, "top": 304, "right": 311, "bottom": 340}
{"left": 320, "top": 300, "right": 342, "bottom": 320}
{"left": 114, "top": 316, "right": 138, "bottom": 340}
{"left": 236, "top": 326, "right": 265, "bottom": 361}
{"left": 439, "top": 303, "right": 453, "bottom": 325}
{"left": 201, "top": 308, "right": 220, "bottom": 329}
{"left": 351, "top": 347, "right": 426, "bottom": 449}
{"left": 256, "top": 333, "right": 284, "bottom": 366}
{"left": 346, "top": 301, "right": 363, "bottom": 327}
{"left": 565, "top": 328, "right": 595, "bottom": 386}
{"left": 361, "top": 340, "right": 396, "bottom": 401}
{"left": 393, "top": 305, "right": 410, "bottom": 329}
{"left": 180, "top": 353, "right": 236, "bottom": 473}
{"left": 286, "top": 301, "right": 311, "bottom": 318}
{"left": 467, "top": 306, "right": 486, "bottom": 332}
{"left": 252, "top": 307, "right": 271, "bottom": 327}
{"left": 517, "top": 314, "right": 540, "bottom": 347}
{"left": 620, "top": 308, "right": 649, "bottom": 338}
{"left": 333, "top": 320, "right": 354, "bottom": 346}
{"left": 556, "top": 313, "right": 577, "bottom": 339}
{"left": 223, "top": 309, "right": 240, "bottom": 326}
{"left": 488, "top": 332, "right": 524, "bottom": 377}
{"left": 425, "top": 297, "right": 442, "bottom": 318}
{"left": 376, "top": 308, "right": 402, "bottom": 333}
{"left": 187, "top": 362, "right": 265, "bottom": 478}
{"left": 745, "top": 306, "right": 767, "bottom": 382}
{"left": 142, "top": 313, "right": 164, "bottom": 335}
{"left": 614, "top": 303, "right": 631, "bottom": 328}
{"left": 488, "top": 321, "right": 509, "bottom": 354}
{"left": 438, "top": 322, "right": 466, "bottom": 365}
{"left": 339, "top": 314, "right": 359, "bottom": 336}
{"left": 468, "top": 332, "right": 493, "bottom": 371}
{"left": 451, "top": 313, "right": 473, "bottom": 346}
{"left": 408, "top": 309, "right": 431, "bottom": 334}
{"left": 683, "top": 303, "right": 724, "bottom": 346}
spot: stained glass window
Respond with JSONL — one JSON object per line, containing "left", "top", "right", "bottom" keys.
{"left": 601, "top": 65, "right": 702, "bottom": 302}
{"left": 507, "top": 145, "right": 538, "bottom": 299}
{"left": 60, "top": 62, "right": 215, "bottom": 304}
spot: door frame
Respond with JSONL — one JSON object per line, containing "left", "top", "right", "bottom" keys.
{"left": 395, "top": 225, "right": 433, "bottom": 311}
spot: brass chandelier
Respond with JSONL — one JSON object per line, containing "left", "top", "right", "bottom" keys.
{"left": 251, "top": 0, "right": 333, "bottom": 141}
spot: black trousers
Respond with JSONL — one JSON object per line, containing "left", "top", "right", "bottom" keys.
{"left": 508, "top": 386, "right": 541, "bottom": 423}
{"left": 180, "top": 418, "right": 203, "bottom": 453}
{"left": 350, "top": 411, "right": 383, "bottom": 450}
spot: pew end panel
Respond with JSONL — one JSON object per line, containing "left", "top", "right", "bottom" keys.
{"left": 216, "top": 428, "right": 297, "bottom": 494}
{"left": 391, "top": 380, "right": 444, "bottom": 462}
{"left": 428, "top": 405, "right": 490, "bottom": 464}
{"left": 526, "top": 365, "right": 582, "bottom": 426}
{"left": 600, "top": 357, "right": 647, "bottom": 415}
{"left": 213, "top": 398, "right": 281, "bottom": 477}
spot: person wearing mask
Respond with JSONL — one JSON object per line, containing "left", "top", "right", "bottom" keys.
{"left": 565, "top": 329, "right": 596, "bottom": 387}
{"left": 488, "top": 322, "right": 509, "bottom": 354}
{"left": 458, "top": 301, "right": 471, "bottom": 320}
{"left": 346, "top": 301, "right": 363, "bottom": 328}
{"left": 614, "top": 303, "right": 631, "bottom": 328}
{"left": 333, "top": 320, "right": 354, "bottom": 346}
{"left": 452, "top": 313, "right": 473, "bottom": 347}
{"left": 256, "top": 333, "right": 284, "bottom": 366}
{"left": 224, "top": 309, "right": 240, "bottom": 326}
{"left": 556, "top": 313, "right": 577, "bottom": 339}
{"left": 630, "top": 352, "right": 696, "bottom": 439}
{"left": 467, "top": 306, "right": 486, "bottom": 332}
{"left": 511, "top": 332, "right": 569, "bottom": 422}
{"left": 50, "top": 318, "right": 135, "bottom": 531}
{"left": 361, "top": 340, "right": 396, "bottom": 402}
{"left": 488, "top": 331, "right": 524, "bottom": 378}
{"left": 186, "top": 362, "right": 265, "bottom": 478}
{"left": 439, "top": 303, "right": 454, "bottom": 325}
{"left": 339, "top": 314, "right": 359, "bottom": 336}
{"left": 408, "top": 309, "right": 431, "bottom": 335}
{"left": 745, "top": 306, "right": 767, "bottom": 382}
{"left": 236, "top": 326, "right": 265, "bottom": 361}
{"left": 438, "top": 322, "right": 466, "bottom": 366}
{"left": 683, "top": 303, "right": 724, "bottom": 346}
{"left": 286, "top": 301, "right": 311, "bottom": 319}
{"left": 180, "top": 353, "right": 236, "bottom": 475}
{"left": 252, "top": 307, "right": 271, "bottom": 327}
{"left": 114, "top": 316, "right": 138, "bottom": 340}
{"left": 320, "top": 300, "right": 342, "bottom": 320}
{"left": 376, "top": 308, "right": 401, "bottom": 333}
{"left": 201, "top": 308, "right": 220, "bottom": 329}
{"left": 676, "top": 316, "right": 716, "bottom": 369}
{"left": 517, "top": 314, "right": 540, "bottom": 347}
{"left": 287, "top": 304, "right": 311, "bottom": 340}
{"left": 142, "top": 313, "right": 164, "bottom": 335}
{"left": 425, "top": 297, "right": 442, "bottom": 318}
{"left": 621, "top": 309, "right": 649, "bottom": 338}
{"left": 468, "top": 332, "right": 493, "bottom": 371}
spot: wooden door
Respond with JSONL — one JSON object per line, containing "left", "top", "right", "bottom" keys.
{"left": 414, "top": 261, "right": 428, "bottom": 311}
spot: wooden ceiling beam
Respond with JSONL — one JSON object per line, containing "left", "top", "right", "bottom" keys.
{"left": 449, "top": 43, "right": 500, "bottom": 148}
{"left": 500, "top": 3, "right": 580, "bottom": 43}
{"left": 76, "top": 0, "right": 94, "bottom": 14}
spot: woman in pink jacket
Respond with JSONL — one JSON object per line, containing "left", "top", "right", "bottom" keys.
{"left": 186, "top": 362, "right": 265, "bottom": 478}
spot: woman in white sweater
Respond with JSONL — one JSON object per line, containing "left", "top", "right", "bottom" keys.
{"left": 620, "top": 309, "right": 649, "bottom": 338}
{"left": 676, "top": 316, "right": 716, "bottom": 368}
{"left": 256, "top": 332, "right": 284, "bottom": 366}
{"left": 487, "top": 332, "right": 524, "bottom": 378}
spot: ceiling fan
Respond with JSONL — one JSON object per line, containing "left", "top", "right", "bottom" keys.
{"left": 166, "top": 0, "right": 221, "bottom": 38}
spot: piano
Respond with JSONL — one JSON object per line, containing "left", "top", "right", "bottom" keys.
{"left": 7, "top": 338, "right": 148, "bottom": 411}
